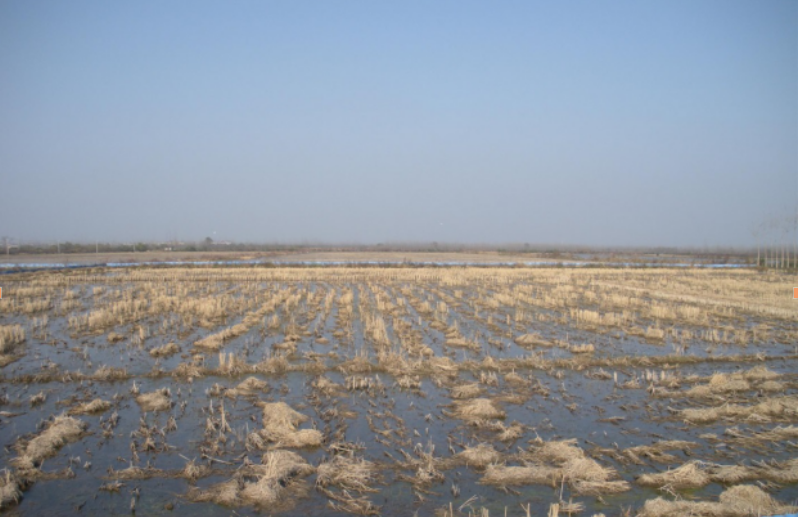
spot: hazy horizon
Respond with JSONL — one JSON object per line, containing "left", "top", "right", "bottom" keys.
{"left": 2, "top": 1, "right": 796, "bottom": 247}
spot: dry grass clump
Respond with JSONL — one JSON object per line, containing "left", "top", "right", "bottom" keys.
{"left": 426, "top": 356, "right": 458, "bottom": 373}
{"left": 504, "top": 371, "right": 531, "bottom": 387}
{"left": 761, "top": 457, "right": 798, "bottom": 484}
{"left": 29, "top": 391, "right": 46, "bottom": 406}
{"left": 637, "top": 461, "right": 710, "bottom": 490}
{"left": 683, "top": 385, "right": 717, "bottom": 398}
{"left": 272, "top": 340, "right": 298, "bottom": 353}
{"left": 532, "top": 439, "right": 584, "bottom": 463}
{"left": 496, "top": 421, "right": 525, "bottom": 442}
{"left": 481, "top": 465, "right": 560, "bottom": 486}
{"left": 498, "top": 439, "right": 629, "bottom": 494}
{"left": 570, "top": 344, "right": 595, "bottom": 354}
{"left": 454, "top": 443, "right": 501, "bottom": 468}
{"left": 69, "top": 398, "right": 110, "bottom": 415}
{"left": 316, "top": 454, "right": 378, "bottom": 493}
{"left": 562, "top": 456, "right": 621, "bottom": 485}
{"left": 514, "top": 333, "right": 552, "bottom": 348}
{"left": 136, "top": 388, "right": 172, "bottom": 412}
{"left": 316, "top": 450, "right": 380, "bottom": 515}
{"left": 450, "top": 383, "right": 484, "bottom": 399}
{"left": 708, "top": 465, "right": 760, "bottom": 484}
{"left": 194, "top": 316, "right": 259, "bottom": 351}
{"left": 92, "top": 365, "right": 129, "bottom": 381}
{"left": 0, "top": 470, "right": 22, "bottom": 510}
{"left": 256, "top": 402, "right": 322, "bottom": 448}
{"left": 346, "top": 375, "right": 382, "bottom": 392}
{"left": 678, "top": 368, "right": 780, "bottom": 398}
{"left": 255, "top": 354, "right": 290, "bottom": 374}
{"left": 570, "top": 479, "right": 633, "bottom": 496}
{"left": 707, "top": 372, "right": 751, "bottom": 393}
{"left": 178, "top": 458, "right": 211, "bottom": 481}
{"left": 644, "top": 326, "right": 665, "bottom": 341}
{"left": 450, "top": 398, "right": 505, "bottom": 421}
{"left": 225, "top": 377, "right": 269, "bottom": 398}
{"left": 338, "top": 354, "right": 374, "bottom": 375}
{"left": 445, "top": 338, "right": 480, "bottom": 351}
{"left": 682, "top": 395, "right": 798, "bottom": 424}
{"left": 189, "top": 450, "right": 314, "bottom": 508}
{"left": 758, "top": 380, "right": 784, "bottom": 391}
{"left": 396, "top": 375, "right": 421, "bottom": 390}
{"left": 107, "top": 465, "right": 164, "bottom": 480}
{"left": 637, "top": 484, "right": 797, "bottom": 517}
{"left": 623, "top": 440, "right": 698, "bottom": 464}
{"left": 172, "top": 361, "right": 205, "bottom": 379}
{"left": 13, "top": 415, "right": 86, "bottom": 469}
{"left": 722, "top": 425, "right": 798, "bottom": 447}
{"left": 743, "top": 365, "right": 779, "bottom": 382}
{"left": 312, "top": 376, "right": 342, "bottom": 395}
{"left": 0, "top": 324, "right": 25, "bottom": 355}
{"left": 149, "top": 342, "right": 179, "bottom": 358}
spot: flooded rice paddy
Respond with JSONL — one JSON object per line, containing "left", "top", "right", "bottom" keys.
{"left": 0, "top": 266, "right": 796, "bottom": 516}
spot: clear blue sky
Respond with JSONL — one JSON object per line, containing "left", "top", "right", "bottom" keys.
{"left": 1, "top": 1, "right": 796, "bottom": 246}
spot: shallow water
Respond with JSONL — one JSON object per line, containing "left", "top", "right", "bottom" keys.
{"left": 0, "top": 268, "right": 796, "bottom": 516}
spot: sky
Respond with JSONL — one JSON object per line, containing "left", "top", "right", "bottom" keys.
{"left": 1, "top": 1, "right": 796, "bottom": 247}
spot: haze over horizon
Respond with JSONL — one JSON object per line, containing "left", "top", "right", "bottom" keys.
{"left": 1, "top": 1, "right": 796, "bottom": 247}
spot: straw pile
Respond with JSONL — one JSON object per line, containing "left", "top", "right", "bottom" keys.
{"left": 13, "top": 415, "right": 86, "bottom": 469}
{"left": 623, "top": 440, "right": 698, "bottom": 464}
{"left": 637, "top": 461, "right": 711, "bottom": 490}
{"left": 454, "top": 443, "right": 501, "bottom": 468}
{"left": 761, "top": 457, "right": 798, "bottom": 484}
{"left": 189, "top": 450, "right": 314, "bottom": 508}
{"left": 450, "top": 383, "right": 484, "bottom": 399}
{"left": 682, "top": 395, "right": 798, "bottom": 424}
{"left": 136, "top": 388, "right": 172, "bottom": 412}
{"left": 504, "top": 371, "right": 531, "bottom": 387}
{"left": 638, "top": 484, "right": 797, "bottom": 517}
{"left": 570, "top": 344, "right": 595, "bottom": 354}
{"left": 92, "top": 366, "right": 128, "bottom": 381}
{"left": 316, "top": 454, "right": 378, "bottom": 493}
{"left": 496, "top": 422, "right": 525, "bottom": 442}
{"left": 708, "top": 465, "right": 760, "bottom": 485}
{"left": 445, "top": 338, "right": 480, "bottom": 351}
{"left": 149, "top": 342, "right": 179, "bottom": 358}
{"left": 312, "top": 376, "right": 342, "bottom": 395}
{"left": 178, "top": 458, "right": 211, "bottom": 481}
{"left": 450, "top": 398, "right": 505, "bottom": 421}
{"left": 0, "top": 470, "right": 22, "bottom": 510}
{"left": 69, "top": 398, "right": 110, "bottom": 415}
{"left": 172, "top": 361, "right": 205, "bottom": 379}
{"left": 107, "top": 465, "right": 164, "bottom": 480}
{"left": 482, "top": 465, "right": 560, "bottom": 486}
{"left": 225, "top": 377, "right": 269, "bottom": 398}
{"left": 256, "top": 402, "right": 322, "bottom": 448}
{"left": 483, "top": 439, "right": 629, "bottom": 495}
{"left": 743, "top": 365, "right": 780, "bottom": 381}
{"left": 514, "top": 333, "right": 553, "bottom": 348}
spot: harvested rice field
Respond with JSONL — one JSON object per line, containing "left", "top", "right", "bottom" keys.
{"left": 0, "top": 266, "right": 797, "bottom": 516}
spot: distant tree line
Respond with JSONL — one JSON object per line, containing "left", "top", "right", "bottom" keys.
{"left": 0, "top": 238, "right": 763, "bottom": 265}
